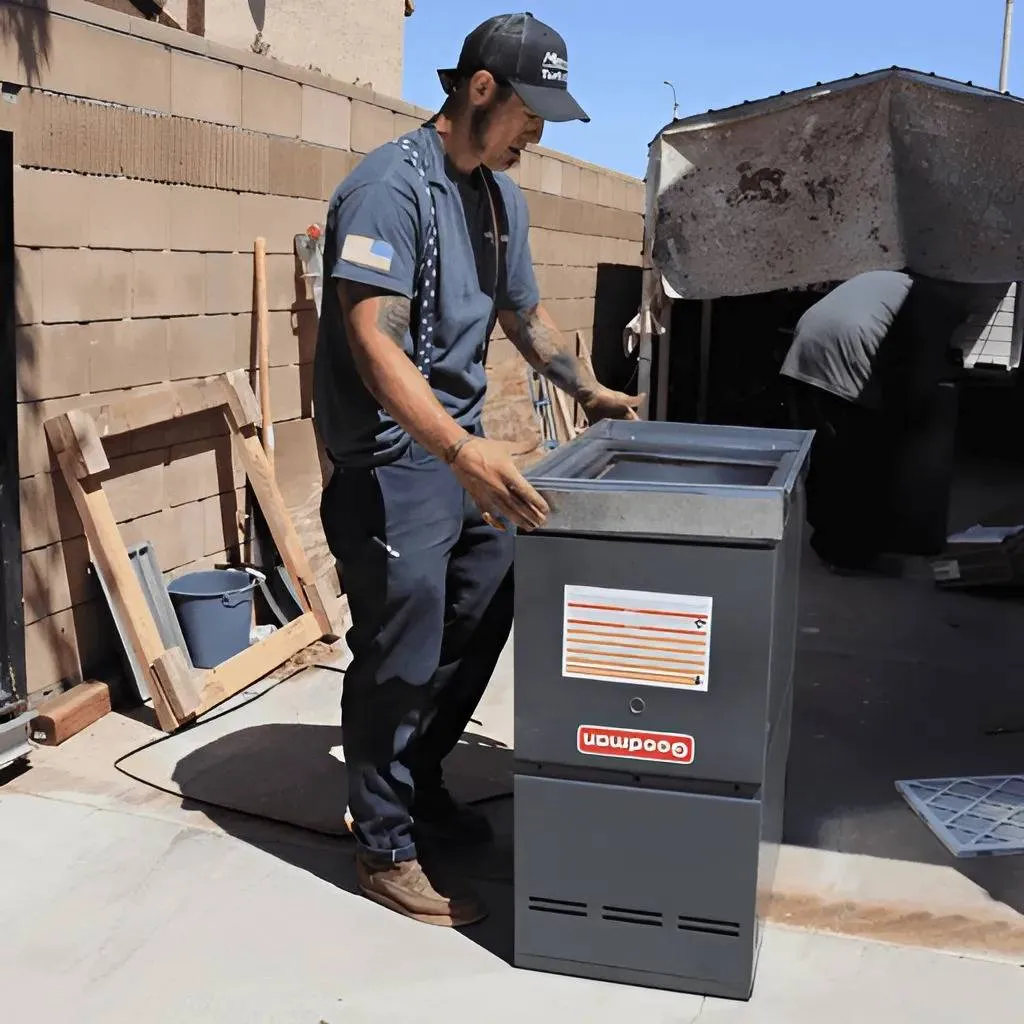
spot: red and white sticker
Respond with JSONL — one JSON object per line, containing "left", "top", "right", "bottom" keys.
{"left": 577, "top": 725, "right": 695, "bottom": 765}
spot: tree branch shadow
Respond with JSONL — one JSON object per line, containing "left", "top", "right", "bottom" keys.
{"left": 0, "top": 1, "right": 53, "bottom": 88}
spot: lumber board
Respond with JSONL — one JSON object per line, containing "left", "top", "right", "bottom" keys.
{"left": 221, "top": 369, "right": 262, "bottom": 431}
{"left": 50, "top": 448, "right": 179, "bottom": 732}
{"left": 44, "top": 410, "right": 110, "bottom": 478}
{"left": 44, "top": 373, "right": 329, "bottom": 733}
{"left": 196, "top": 612, "right": 323, "bottom": 716}
{"left": 31, "top": 681, "right": 112, "bottom": 746}
{"left": 230, "top": 427, "right": 334, "bottom": 635}
{"left": 151, "top": 646, "right": 201, "bottom": 723}
{"left": 87, "top": 379, "right": 231, "bottom": 440}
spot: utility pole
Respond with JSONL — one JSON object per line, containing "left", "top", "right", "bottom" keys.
{"left": 1000, "top": 0, "right": 1015, "bottom": 92}
{"left": 664, "top": 80, "right": 680, "bottom": 121}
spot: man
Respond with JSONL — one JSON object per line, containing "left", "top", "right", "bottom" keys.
{"left": 780, "top": 270, "right": 960, "bottom": 570}
{"left": 314, "top": 12, "right": 641, "bottom": 928}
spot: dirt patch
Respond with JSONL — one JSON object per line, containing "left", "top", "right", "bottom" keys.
{"left": 767, "top": 891, "right": 1024, "bottom": 959}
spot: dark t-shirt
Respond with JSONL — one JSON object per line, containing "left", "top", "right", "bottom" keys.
{"left": 446, "top": 157, "right": 498, "bottom": 299}
{"left": 780, "top": 270, "right": 914, "bottom": 409}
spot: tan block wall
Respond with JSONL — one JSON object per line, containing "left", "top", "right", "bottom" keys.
{"left": 161, "top": 0, "right": 406, "bottom": 98}
{"left": 2, "top": 0, "right": 643, "bottom": 700}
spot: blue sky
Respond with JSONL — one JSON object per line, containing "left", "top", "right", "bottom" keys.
{"left": 403, "top": 1, "right": 1016, "bottom": 178}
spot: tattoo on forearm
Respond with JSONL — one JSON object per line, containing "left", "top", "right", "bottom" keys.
{"left": 376, "top": 295, "right": 411, "bottom": 345}
{"left": 339, "top": 281, "right": 411, "bottom": 347}
{"left": 507, "top": 306, "right": 597, "bottom": 399}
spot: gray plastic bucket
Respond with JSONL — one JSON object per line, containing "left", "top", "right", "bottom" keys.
{"left": 167, "top": 569, "right": 256, "bottom": 669}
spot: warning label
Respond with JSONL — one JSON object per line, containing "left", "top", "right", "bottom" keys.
{"left": 562, "top": 584, "right": 712, "bottom": 691}
{"left": 577, "top": 725, "right": 695, "bottom": 766}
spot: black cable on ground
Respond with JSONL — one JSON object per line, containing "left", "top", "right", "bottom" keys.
{"left": 112, "top": 662, "right": 512, "bottom": 841}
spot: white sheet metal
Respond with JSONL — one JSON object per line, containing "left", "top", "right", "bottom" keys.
{"left": 648, "top": 69, "right": 1024, "bottom": 300}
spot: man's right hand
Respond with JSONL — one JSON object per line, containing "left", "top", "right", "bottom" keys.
{"left": 450, "top": 438, "right": 549, "bottom": 531}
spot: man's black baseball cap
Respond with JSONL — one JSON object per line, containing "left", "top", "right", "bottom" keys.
{"left": 438, "top": 12, "right": 590, "bottom": 123}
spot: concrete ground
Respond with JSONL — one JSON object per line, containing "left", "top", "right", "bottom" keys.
{"left": 4, "top": 451, "right": 1024, "bottom": 1020}
{"left": 2, "top": 765, "right": 1023, "bottom": 1024}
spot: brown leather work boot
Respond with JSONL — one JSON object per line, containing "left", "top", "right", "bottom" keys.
{"left": 355, "top": 852, "right": 487, "bottom": 927}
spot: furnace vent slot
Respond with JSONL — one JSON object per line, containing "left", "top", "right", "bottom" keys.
{"left": 528, "top": 896, "right": 588, "bottom": 917}
{"left": 601, "top": 905, "right": 664, "bottom": 927}
{"left": 677, "top": 914, "right": 741, "bottom": 937}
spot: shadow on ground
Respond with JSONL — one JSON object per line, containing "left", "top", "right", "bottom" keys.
{"left": 171, "top": 723, "right": 517, "bottom": 962}
{"left": 153, "top": 446, "right": 1024, "bottom": 944}
{"left": 785, "top": 446, "right": 1024, "bottom": 913}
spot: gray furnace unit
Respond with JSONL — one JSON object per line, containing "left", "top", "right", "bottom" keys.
{"left": 513, "top": 419, "right": 813, "bottom": 1000}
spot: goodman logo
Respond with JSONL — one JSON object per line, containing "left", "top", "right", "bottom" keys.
{"left": 577, "top": 725, "right": 695, "bottom": 765}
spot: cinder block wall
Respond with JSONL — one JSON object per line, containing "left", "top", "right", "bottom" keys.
{"left": 1, "top": 0, "right": 643, "bottom": 701}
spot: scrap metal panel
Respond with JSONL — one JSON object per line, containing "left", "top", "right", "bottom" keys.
{"left": 648, "top": 70, "right": 1024, "bottom": 300}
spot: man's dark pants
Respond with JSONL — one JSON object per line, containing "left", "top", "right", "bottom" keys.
{"left": 320, "top": 435, "right": 514, "bottom": 863}
{"left": 787, "top": 382, "right": 889, "bottom": 569}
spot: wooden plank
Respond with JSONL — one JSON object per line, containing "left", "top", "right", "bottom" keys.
{"left": 552, "top": 387, "right": 577, "bottom": 443}
{"left": 221, "top": 369, "right": 262, "bottom": 431}
{"left": 151, "top": 646, "right": 201, "bottom": 723}
{"left": 45, "top": 410, "right": 110, "bottom": 479}
{"left": 30, "top": 680, "right": 112, "bottom": 746}
{"left": 45, "top": 449, "right": 179, "bottom": 732}
{"left": 230, "top": 426, "right": 334, "bottom": 635}
{"left": 87, "top": 379, "right": 230, "bottom": 440}
{"left": 43, "top": 375, "right": 332, "bottom": 733}
{"left": 196, "top": 612, "right": 322, "bottom": 716}
{"left": 574, "top": 330, "right": 592, "bottom": 432}
{"left": 253, "top": 238, "right": 275, "bottom": 473}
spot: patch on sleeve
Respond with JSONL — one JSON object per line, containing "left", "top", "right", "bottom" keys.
{"left": 341, "top": 234, "right": 395, "bottom": 273}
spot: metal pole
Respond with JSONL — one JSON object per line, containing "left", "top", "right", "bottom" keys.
{"left": 1001, "top": 0, "right": 1014, "bottom": 93}
{"left": 663, "top": 81, "right": 680, "bottom": 121}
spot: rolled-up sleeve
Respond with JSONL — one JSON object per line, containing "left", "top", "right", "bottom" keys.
{"left": 499, "top": 184, "right": 540, "bottom": 313}
{"left": 331, "top": 176, "right": 420, "bottom": 299}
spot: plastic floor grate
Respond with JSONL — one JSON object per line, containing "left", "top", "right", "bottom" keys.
{"left": 896, "top": 774, "right": 1024, "bottom": 858}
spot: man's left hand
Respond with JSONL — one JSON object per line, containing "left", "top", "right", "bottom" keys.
{"left": 579, "top": 385, "right": 645, "bottom": 423}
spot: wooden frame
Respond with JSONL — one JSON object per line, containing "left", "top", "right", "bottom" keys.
{"left": 44, "top": 371, "right": 334, "bottom": 733}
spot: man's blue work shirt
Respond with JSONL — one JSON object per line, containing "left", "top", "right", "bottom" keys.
{"left": 313, "top": 124, "right": 540, "bottom": 468}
